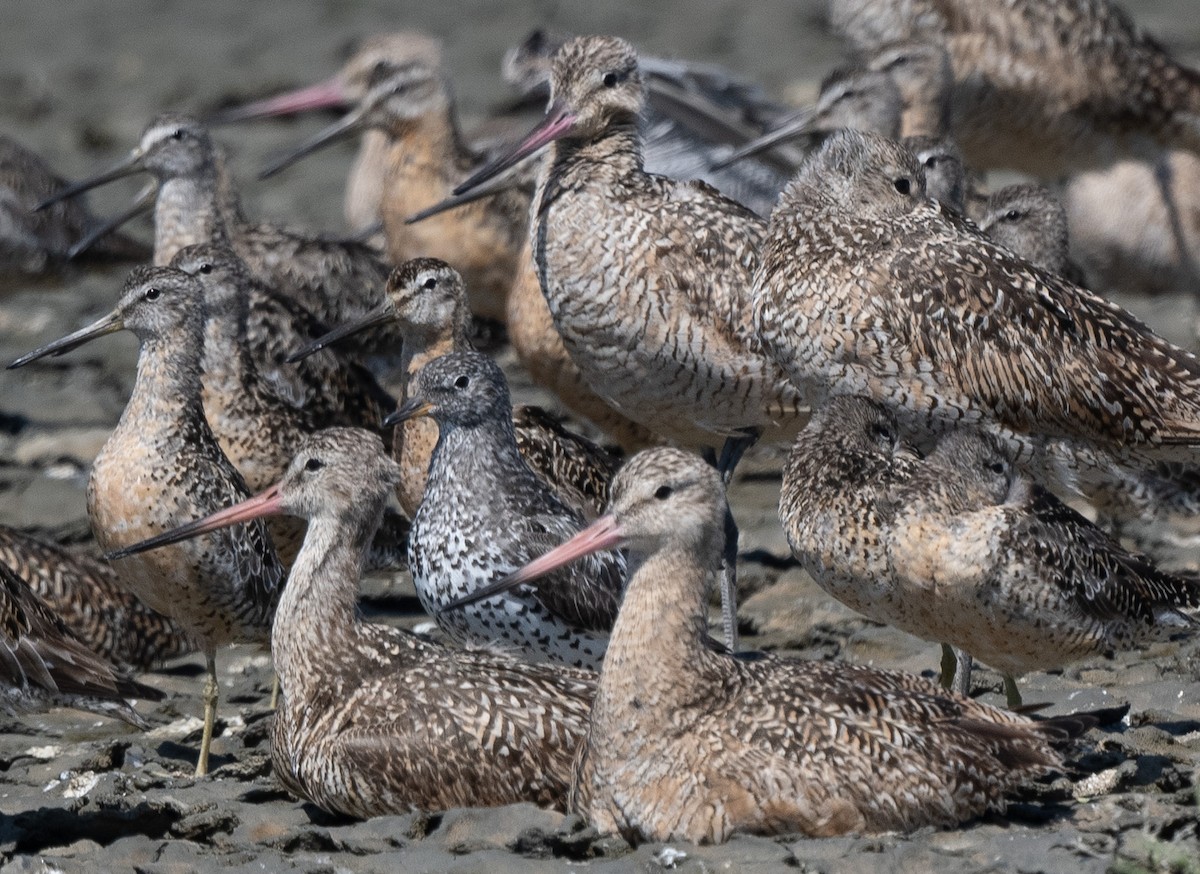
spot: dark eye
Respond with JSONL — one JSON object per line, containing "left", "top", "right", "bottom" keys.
{"left": 893, "top": 178, "right": 911, "bottom": 195}
{"left": 924, "top": 157, "right": 939, "bottom": 169}
{"left": 423, "top": 277, "right": 437, "bottom": 290}
{"left": 988, "top": 461, "right": 1005, "bottom": 475}
{"left": 870, "top": 422, "right": 895, "bottom": 444}
{"left": 170, "top": 128, "right": 184, "bottom": 141}
{"left": 143, "top": 287, "right": 160, "bottom": 301}
{"left": 198, "top": 263, "right": 213, "bottom": 274}
{"left": 1004, "top": 209, "right": 1021, "bottom": 222}
{"left": 305, "top": 457, "right": 324, "bottom": 472}
{"left": 654, "top": 485, "right": 672, "bottom": 500}
{"left": 454, "top": 375, "right": 469, "bottom": 389}
{"left": 602, "top": 71, "right": 619, "bottom": 88}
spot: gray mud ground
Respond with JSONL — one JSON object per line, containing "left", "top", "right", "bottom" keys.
{"left": 1, "top": 1, "right": 1199, "bottom": 872}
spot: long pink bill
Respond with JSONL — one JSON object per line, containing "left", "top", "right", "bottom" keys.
{"left": 451, "top": 100, "right": 576, "bottom": 196}
{"left": 105, "top": 483, "right": 285, "bottom": 561}
{"left": 437, "top": 514, "right": 624, "bottom": 615}
{"left": 207, "top": 77, "right": 347, "bottom": 124}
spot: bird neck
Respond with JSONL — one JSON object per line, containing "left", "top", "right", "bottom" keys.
{"left": 124, "top": 321, "right": 206, "bottom": 428}
{"left": 539, "top": 119, "right": 644, "bottom": 205}
{"left": 597, "top": 542, "right": 716, "bottom": 711}
{"left": 271, "top": 503, "right": 381, "bottom": 694}
{"left": 428, "top": 415, "right": 524, "bottom": 485}
{"left": 399, "top": 323, "right": 467, "bottom": 390}
{"left": 154, "top": 172, "right": 225, "bottom": 265}
{"left": 201, "top": 294, "right": 258, "bottom": 404}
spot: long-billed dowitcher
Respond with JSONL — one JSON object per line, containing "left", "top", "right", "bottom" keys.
{"left": 39, "top": 115, "right": 392, "bottom": 342}
{"left": 0, "top": 134, "right": 147, "bottom": 275}
{"left": 294, "top": 258, "right": 618, "bottom": 520}
{"left": 975, "top": 183, "right": 1088, "bottom": 282}
{"left": 396, "top": 351, "right": 625, "bottom": 669}
{"left": 0, "top": 526, "right": 195, "bottom": 670}
{"left": 476, "top": 446, "right": 1075, "bottom": 844}
{"left": 111, "top": 428, "right": 595, "bottom": 817}
{"left": 754, "top": 129, "right": 1200, "bottom": 475}
{"left": 452, "top": 35, "right": 807, "bottom": 450}
{"left": 10, "top": 266, "right": 285, "bottom": 775}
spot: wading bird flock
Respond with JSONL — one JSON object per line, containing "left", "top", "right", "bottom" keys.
{"left": 4, "top": 0, "right": 1200, "bottom": 849}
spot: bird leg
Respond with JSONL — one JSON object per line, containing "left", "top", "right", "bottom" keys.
{"left": 196, "top": 650, "right": 219, "bottom": 777}
{"left": 270, "top": 673, "right": 280, "bottom": 710}
{"left": 939, "top": 643, "right": 974, "bottom": 697}
{"left": 710, "top": 428, "right": 761, "bottom": 653}
{"left": 939, "top": 643, "right": 957, "bottom": 689}
{"left": 1003, "top": 674, "right": 1023, "bottom": 709}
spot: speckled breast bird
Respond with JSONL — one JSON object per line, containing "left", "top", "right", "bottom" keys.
{"left": 111, "top": 428, "right": 596, "bottom": 818}
{"left": 9, "top": 266, "right": 285, "bottom": 775}
{"left": 829, "top": 0, "right": 1200, "bottom": 177}
{"left": 754, "top": 129, "right": 1200, "bottom": 473}
{"left": 483, "top": 446, "right": 1075, "bottom": 844}
{"left": 451, "top": 35, "right": 808, "bottom": 450}
{"left": 0, "top": 526, "right": 195, "bottom": 670}
{"left": 399, "top": 351, "right": 625, "bottom": 669}
{"left": 0, "top": 562, "right": 162, "bottom": 728}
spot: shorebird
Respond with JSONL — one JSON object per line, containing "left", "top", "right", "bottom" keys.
{"left": 111, "top": 428, "right": 596, "bottom": 817}
{"left": 890, "top": 429, "right": 1200, "bottom": 704}
{"left": 476, "top": 446, "right": 1074, "bottom": 844}
{"left": 256, "top": 42, "right": 528, "bottom": 323}
{"left": 0, "top": 562, "right": 162, "bottom": 728}
{"left": 451, "top": 35, "right": 807, "bottom": 450}
{"left": 10, "top": 266, "right": 285, "bottom": 776}
{"left": 753, "top": 129, "right": 1200, "bottom": 474}
{"left": 0, "top": 134, "right": 147, "bottom": 276}
{"left": 0, "top": 526, "right": 195, "bottom": 670}
{"left": 903, "top": 134, "right": 974, "bottom": 215}
{"left": 975, "top": 183, "right": 1088, "bottom": 283}
{"left": 216, "top": 31, "right": 445, "bottom": 235}
{"left": 168, "top": 242, "right": 394, "bottom": 433}
{"left": 395, "top": 351, "right": 625, "bottom": 669}
{"left": 829, "top": 0, "right": 1200, "bottom": 177}
{"left": 294, "top": 258, "right": 619, "bottom": 519}
{"left": 38, "top": 114, "right": 392, "bottom": 342}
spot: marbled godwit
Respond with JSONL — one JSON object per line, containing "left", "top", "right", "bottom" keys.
{"left": 169, "top": 241, "right": 393, "bottom": 431}
{"left": 294, "top": 258, "right": 619, "bottom": 520}
{"left": 216, "top": 32, "right": 444, "bottom": 235}
{"left": 111, "top": 428, "right": 595, "bottom": 817}
{"left": 0, "top": 526, "right": 195, "bottom": 670}
{"left": 396, "top": 351, "right": 624, "bottom": 669}
{"left": 890, "top": 429, "right": 1200, "bottom": 704}
{"left": 10, "top": 266, "right": 285, "bottom": 775}
{"left": 830, "top": 0, "right": 1200, "bottom": 177}
{"left": 257, "top": 47, "right": 528, "bottom": 323}
{"left": 975, "top": 183, "right": 1087, "bottom": 282}
{"left": 0, "top": 562, "right": 162, "bottom": 728}
{"left": 479, "top": 446, "right": 1072, "bottom": 844}
{"left": 452, "top": 35, "right": 807, "bottom": 450}
{"left": 754, "top": 129, "right": 1200, "bottom": 474}
{"left": 39, "top": 115, "right": 392, "bottom": 341}
{"left": 0, "top": 134, "right": 147, "bottom": 275}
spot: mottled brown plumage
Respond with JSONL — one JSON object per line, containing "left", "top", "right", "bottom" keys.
{"left": 116, "top": 428, "right": 596, "bottom": 817}
{"left": 0, "top": 526, "right": 194, "bottom": 670}
{"left": 754, "top": 129, "right": 1200, "bottom": 471}
{"left": 454, "top": 35, "right": 807, "bottom": 448}
{"left": 494, "top": 447, "right": 1066, "bottom": 844}
{"left": 0, "top": 562, "right": 162, "bottom": 728}
{"left": 975, "top": 183, "right": 1088, "bottom": 283}
{"left": 831, "top": 0, "right": 1200, "bottom": 175}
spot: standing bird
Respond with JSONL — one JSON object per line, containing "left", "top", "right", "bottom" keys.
{"left": 0, "top": 562, "right": 162, "bottom": 728}
{"left": 38, "top": 115, "right": 392, "bottom": 343}
{"left": 10, "top": 266, "right": 285, "bottom": 776}
{"left": 451, "top": 35, "right": 808, "bottom": 450}
{"left": 396, "top": 351, "right": 625, "bottom": 669}
{"left": 473, "top": 447, "right": 1072, "bottom": 844}
{"left": 0, "top": 526, "right": 195, "bottom": 670}
{"left": 293, "top": 258, "right": 618, "bottom": 520}
{"left": 753, "top": 129, "right": 1200, "bottom": 477}
{"left": 110, "top": 428, "right": 596, "bottom": 817}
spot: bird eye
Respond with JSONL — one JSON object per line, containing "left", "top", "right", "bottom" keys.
{"left": 893, "top": 178, "right": 911, "bottom": 195}
{"left": 654, "top": 485, "right": 672, "bottom": 500}
{"left": 454, "top": 375, "right": 469, "bottom": 389}
{"left": 1004, "top": 209, "right": 1021, "bottom": 222}
{"left": 143, "top": 287, "right": 161, "bottom": 301}
{"left": 305, "top": 457, "right": 324, "bottom": 472}
{"left": 422, "top": 277, "right": 437, "bottom": 290}
{"left": 198, "top": 263, "right": 213, "bottom": 274}
{"left": 870, "top": 422, "right": 895, "bottom": 444}
{"left": 602, "top": 71, "right": 619, "bottom": 88}
{"left": 170, "top": 128, "right": 184, "bottom": 141}
{"left": 988, "top": 461, "right": 1006, "bottom": 475}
